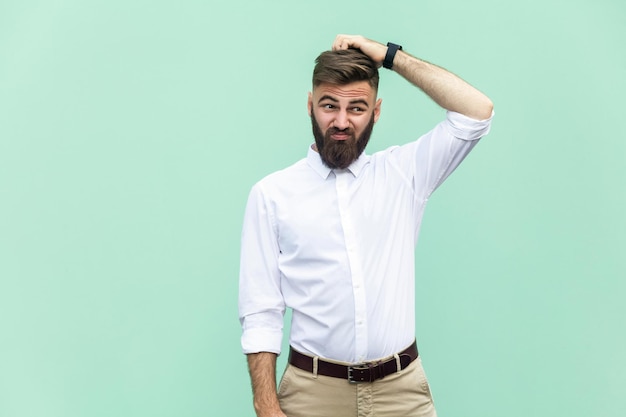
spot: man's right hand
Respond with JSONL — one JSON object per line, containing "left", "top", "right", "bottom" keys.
{"left": 247, "top": 352, "right": 287, "bottom": 417}
{"left": 257, "top": 410, "right": 287, "bottom": 417}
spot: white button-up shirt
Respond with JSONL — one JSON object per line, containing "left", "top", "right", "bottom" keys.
{"left": 239, "top": 111, "right": 493, "bottom": 363}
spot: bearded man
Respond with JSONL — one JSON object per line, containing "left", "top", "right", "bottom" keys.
{"left": 239, "top": 34, "right": 494, "bottom": 417}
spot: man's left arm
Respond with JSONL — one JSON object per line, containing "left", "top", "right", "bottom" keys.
{"left": 333, "top": 34, "right": 493, "bottom": 120}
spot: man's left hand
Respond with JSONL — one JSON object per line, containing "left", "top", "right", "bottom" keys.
{"left": 332, "top": 34, "right": 387, "bottom": 67}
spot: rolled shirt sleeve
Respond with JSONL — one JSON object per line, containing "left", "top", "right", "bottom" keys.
{"left": 444, "top": 110, "right": 493, "bottom": 140}
{"left": 403, "top": 110, "right": 494, "bottom": 199}
{"left": 238, "top": 183, "right": 285, "bottom": 355}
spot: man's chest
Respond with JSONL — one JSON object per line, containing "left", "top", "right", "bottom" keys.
{"left": 271, "top": 177, "right": 416, "bottom": 259}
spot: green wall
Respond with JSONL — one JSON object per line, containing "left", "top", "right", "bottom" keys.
{"left": 1, "top": 1, "right": 624, "bottom": 416}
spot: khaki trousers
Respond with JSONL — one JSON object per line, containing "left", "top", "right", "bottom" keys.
{"left": 277, "top": 357, "right": 437, "bottom": 417}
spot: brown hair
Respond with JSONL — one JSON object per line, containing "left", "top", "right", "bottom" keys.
{"left": 312, "top": 49, "right": 379, "bottom": 90}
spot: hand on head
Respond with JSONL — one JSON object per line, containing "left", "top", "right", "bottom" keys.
{"left": 332, "top": 34, "right": 387, "bottom": 67}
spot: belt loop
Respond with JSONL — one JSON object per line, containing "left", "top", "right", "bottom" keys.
{"left": 394, "top": 353, "right": 401, "bottom": 372}
{"left": 312, "top": 356, "right": 319, "bottom": 379}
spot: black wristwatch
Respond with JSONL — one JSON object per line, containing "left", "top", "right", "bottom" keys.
{"left": 383, "top": 42, "right": 403, "bottom": 70}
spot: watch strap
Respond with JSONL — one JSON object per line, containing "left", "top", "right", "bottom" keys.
{"left": 383, "top": 42, "right": 403, "bottom": 69}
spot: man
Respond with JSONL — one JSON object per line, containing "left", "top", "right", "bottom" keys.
{"left": 239, "top": 34, "right": 493, "bottom": 417}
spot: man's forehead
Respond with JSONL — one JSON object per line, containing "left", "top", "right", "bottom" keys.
{"left": 313, "top": 81, "right": 376, "bottom": 100}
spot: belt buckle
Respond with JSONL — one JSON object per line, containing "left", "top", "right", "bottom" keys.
{"left": 347, "top": 363, "right": 370, "bottom": 384}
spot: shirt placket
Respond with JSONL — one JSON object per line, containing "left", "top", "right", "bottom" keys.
{"left": 335, "top": 170, "right": 368, "bottom": 362}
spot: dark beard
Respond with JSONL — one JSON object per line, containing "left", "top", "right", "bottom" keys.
{"left": 311, "top": 112, "right": 375, "bottom": 170}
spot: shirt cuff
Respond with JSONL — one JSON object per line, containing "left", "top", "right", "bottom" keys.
{"left": 241, "top": 327, "right": 283, "bottom": 355}
{"left": 444, "top": 110, "right": 494, "bottom": 141}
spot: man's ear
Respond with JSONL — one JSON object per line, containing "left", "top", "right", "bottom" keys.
{"left": 374, "top": 98, "right": 382, "bottom": 123}
{"left": 307, "top": 92, "right": 313, "bottom": 116}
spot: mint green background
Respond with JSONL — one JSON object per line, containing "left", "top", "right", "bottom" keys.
{"left": 1, "top": 1, "right": 624, "bottom": 416}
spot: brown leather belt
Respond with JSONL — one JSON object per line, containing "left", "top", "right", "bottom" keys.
{"left": 288, "top": 341, "right": 418, "bottom": 383}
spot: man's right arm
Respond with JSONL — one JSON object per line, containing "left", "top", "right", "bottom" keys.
{"left": 240, "top": 184, "right": 287, "bottom": 417}
{"left": 247, "top": 352, "right": 287, "bottom": 417}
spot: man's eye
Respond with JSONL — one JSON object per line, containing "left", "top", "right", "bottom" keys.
{"left": 323, "top": 104, "right": 335, "bottom": 109}
{"left": 351, "top": 107, "right": 364, "bottom": 112}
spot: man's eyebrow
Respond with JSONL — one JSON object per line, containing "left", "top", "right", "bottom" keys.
{"left": 318, "top": 95, "right": 339, "bottom": 103}
{"left": 348, "top": 99, "right": 369, "bottom": 107}
{"left": 317, "top": 95, "right": 370, "bottom": 107}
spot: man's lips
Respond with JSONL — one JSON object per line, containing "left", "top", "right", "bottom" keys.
{"left": 330, "top": 131, "right": 351, "bottom": 140}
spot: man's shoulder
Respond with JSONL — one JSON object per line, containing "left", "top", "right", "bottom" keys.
{"left": 252, "top": 157, "right": 310, "bottom": 192}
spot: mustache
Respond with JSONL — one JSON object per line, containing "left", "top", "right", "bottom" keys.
{"left": 326, "top": 127, "right": 354, "bottom": 137}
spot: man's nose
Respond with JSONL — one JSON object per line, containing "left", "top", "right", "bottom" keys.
{"left": 333, "top": 111, "right": 350, "bottom": 130}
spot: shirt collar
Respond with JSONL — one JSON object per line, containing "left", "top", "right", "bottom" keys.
{"left": 306, "top": 144, "right": 370, "bottom": 179}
